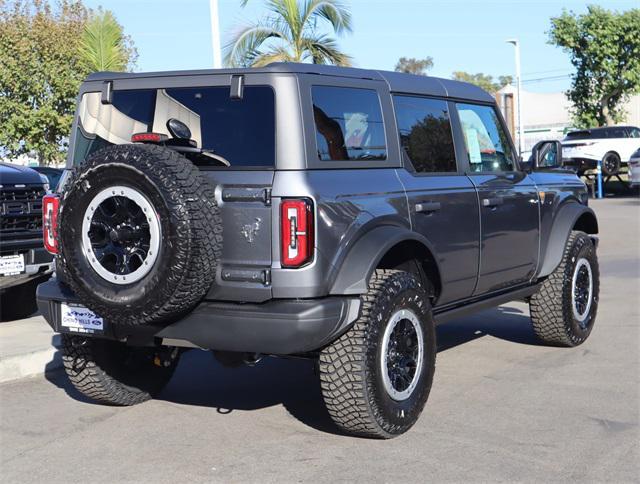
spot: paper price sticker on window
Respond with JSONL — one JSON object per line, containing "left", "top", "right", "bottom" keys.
{"left": 466, "top": 128, "right": 482, "bottom": 165}
{"left": 60, "top": 303, "right": 104, "bottom": 333}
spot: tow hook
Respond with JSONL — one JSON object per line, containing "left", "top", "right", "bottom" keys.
{"left": 243, "top": 353, "right": 263, "bottom": 366}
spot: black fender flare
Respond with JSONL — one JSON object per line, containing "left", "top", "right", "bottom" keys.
{"left": 537, "top": 203, "right": 598, "bottom": 278}
{"left": 329, "top": 225, "right": 441, "bottom": 295}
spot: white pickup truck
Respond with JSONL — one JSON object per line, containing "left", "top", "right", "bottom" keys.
{"left": 561, "top": 125, "right": 640, "bottom": 176}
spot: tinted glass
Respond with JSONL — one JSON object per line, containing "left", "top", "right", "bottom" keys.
{"left": 312, "top": 86, "right": 386, "bottom": 161}
{"left": 565, "top": 131, "right": 592, "bottom": 140}
{"left": 393, "top": 96, "right": 456, "bottom": 172}
{"left": 607, "top": 127, "right": 627, "bottom": 139}
{"left": 456, "top": 103, "right": 514, "bottom": 172}
{"left": 629, "top": 128, "right": 640, "bottom": 138}
{"left": 73, "top": 86, "right": 275, "bottom": 167}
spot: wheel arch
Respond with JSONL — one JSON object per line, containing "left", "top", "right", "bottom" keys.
{"left": 537, "top": 202, "right": 598, "bottom": 278}
{"left": 329, "top": 225, "right": 442, "bottom": 300}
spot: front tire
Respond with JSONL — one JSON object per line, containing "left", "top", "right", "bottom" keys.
{"left": 530, "top": 231, "right": 599, "bottom": 347}
{"left": 319, "top": 269, "right": 436, "bottom": 439}
{"left": 61, "top": 334, "right": 180, "bottom": 406}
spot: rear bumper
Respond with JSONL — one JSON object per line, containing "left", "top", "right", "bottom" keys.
{"left": 563, "top": 156, "right": 628, "bottom": 173}
{"left": 0, "top": 247, "right": 53, "bottom": 291}
{"left": 36, "top": 279, "right": 361, "bottom": 355}
{"left": 563, "top": 157, "right": 597, "bottom": 173}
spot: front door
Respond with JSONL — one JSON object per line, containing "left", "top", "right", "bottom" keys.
{"left": 454, "top": 102, "right": 539, "bottom": 295}
{"left": 393, "top": 95, "right": 480, "bottom": 305}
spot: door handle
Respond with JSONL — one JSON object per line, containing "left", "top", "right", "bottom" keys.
{"left": 415, "top": 201, "right": 441, "bottom": 213}
{"left": 482, "top": 197, "right": 504, "bottom": 208}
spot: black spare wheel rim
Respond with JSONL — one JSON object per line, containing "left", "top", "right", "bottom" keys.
{"left": 58, "top": 144, "right": 222, "bottom": 327}
{"left": 82, "top": 186, "right": 161, "bottom": 285}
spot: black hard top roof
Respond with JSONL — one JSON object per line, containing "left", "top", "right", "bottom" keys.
{"left": 85, "top": 62, "right": 494, "bottom": 103}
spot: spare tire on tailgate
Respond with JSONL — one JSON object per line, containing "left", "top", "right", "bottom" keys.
{"left": 58, "top": 144, "right": 222, "bottom": 326}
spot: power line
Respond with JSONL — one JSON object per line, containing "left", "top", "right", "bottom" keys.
{"left": 521, "top": 74, "right": 571, "bottom": 84}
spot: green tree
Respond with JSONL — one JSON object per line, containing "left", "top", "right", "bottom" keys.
{"left": 451, "top": 71, "right": 512, "bottom": 93}
{"left": 79, "top": 9, "right": 137, "bottom": 72}
{"left": 225, "top": 0, "right": 352, "bottom": 67}
{"left": 0, "top": 1, "right": 135, "bottom": 165}
{"left": 394, "top": 57, "right": 433, "bottom": 76}
{"left": 549, "top": 5, "right": 640, "bottom": 127}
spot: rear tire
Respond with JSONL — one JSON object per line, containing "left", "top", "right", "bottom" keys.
{"left": 602, "top": 152, "right": 621, "bottom": 176}
{"left": 61, "top": 334, "right": 180, "bottom": 406}
{"left": 530, "top": 231, "right": 599, "bottom": 347}
{"left": 319, "top": 269, "right": 436, "bottom": 439}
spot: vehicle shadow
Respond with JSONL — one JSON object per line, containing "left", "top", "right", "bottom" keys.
{"left": 437, "top": 305, "right": 540, "bottom": 352}
{"left": 46, "top": 305, "right": 543, "bottom": 436}
{"left": 0, "top": 276, "right": 47, "bottom": 322}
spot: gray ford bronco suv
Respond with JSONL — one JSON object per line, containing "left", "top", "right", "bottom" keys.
{"left": 37, "top": 63, "right": 599, "bottom": 438}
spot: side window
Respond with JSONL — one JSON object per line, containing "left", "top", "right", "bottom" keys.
{"left": 312, "top": 86, "right": 387, "bottom": 161}
{"left": 608, "top": 127, "right": 627, "bottom": 139}
{"left": 456, "top": 103, "right": 514, "bottom": 172}
{"left": 629, "top": 128, "right": 640, "bottom": 139}
{"left": 393, "top": 96, "right": 457, "bottom": 173}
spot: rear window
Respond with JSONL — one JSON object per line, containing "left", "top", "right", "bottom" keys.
{"left": 73, "top": 86, "right": 276, "bottom": 167}
{"left": 311, "top": 86, "right": 387, "bottom": 161}
{"left": 564, "top": 130, "right": 592, "bottom": 141}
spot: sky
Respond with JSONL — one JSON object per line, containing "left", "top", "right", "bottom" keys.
{"left": 83, "top": 0, "right": 637, "bottom": 93}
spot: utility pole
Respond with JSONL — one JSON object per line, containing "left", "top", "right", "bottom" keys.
{"left": 210, "top": 0, "right": 222, "bottom": 68}
{"left": 506, "top": 39, "right": 524, "bottom": 156}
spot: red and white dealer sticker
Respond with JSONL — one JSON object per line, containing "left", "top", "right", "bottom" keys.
{"left": 60, "top": 303, "right": 104, "bottom": 334}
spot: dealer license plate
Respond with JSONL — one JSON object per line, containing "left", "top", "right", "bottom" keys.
{"left": 60, "top": 303, "right": 104, "bottom": 334}
{"left": 0, "top": 254, "right": 25, "bottom": 276}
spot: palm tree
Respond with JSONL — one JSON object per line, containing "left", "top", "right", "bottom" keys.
{"left": 78, "top": 11, "right": 131, "bottom": 72}
{"left": 225, "top": 0, "right": 352, "bottom": 67}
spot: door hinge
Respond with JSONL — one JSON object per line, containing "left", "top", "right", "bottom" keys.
{"left": 221, "top": 267, "right": 271, "bottom": 286}
{"left": 222, "top": 187, "right": 272, "bottom": 206}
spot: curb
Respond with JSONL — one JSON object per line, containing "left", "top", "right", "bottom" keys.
{"left": 0, "top": 339, "right": 62, "bottom": 384}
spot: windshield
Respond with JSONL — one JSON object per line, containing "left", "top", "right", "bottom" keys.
{"left": 72, "top": 86, "right": 276, "bottom": 167}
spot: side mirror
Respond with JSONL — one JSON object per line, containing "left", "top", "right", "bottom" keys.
{"left": 530, "top": 140, "right": 563, "bottom": 170}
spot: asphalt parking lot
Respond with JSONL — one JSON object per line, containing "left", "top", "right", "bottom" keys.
{"left": 1, "top": 197, "right": 638, "bottom": 483}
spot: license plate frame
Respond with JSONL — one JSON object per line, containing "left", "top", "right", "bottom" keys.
{"left": 0, "top": 254, "right": 25, "bottom": 276}
{"left": 60, "top": 303, "right": 104, "bottom": 335}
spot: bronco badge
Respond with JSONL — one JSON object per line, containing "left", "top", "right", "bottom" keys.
{"left": 241, "top": 217, "right": 262, "bottom": 243}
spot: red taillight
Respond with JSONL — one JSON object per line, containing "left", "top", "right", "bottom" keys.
{"left": 131, "top": 132, "right": 167, "bottom": 143}
{"left": 280, "top": 199, "right": 314, "bottom": 268}
{"left": 42, "top": 194, "right": 60, "bottom": 254}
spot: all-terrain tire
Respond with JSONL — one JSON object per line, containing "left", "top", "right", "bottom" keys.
{"left": 58, "top": 144, "right": 222, "bottom": 326}
{"left": 61, "top": 334, "right": 180, "bottom": 405}
{"left": 319, "top": 269, "right": 436, "bottom": 439}
{"left": 530, "top": 231, "right": 599, "bottom": 346}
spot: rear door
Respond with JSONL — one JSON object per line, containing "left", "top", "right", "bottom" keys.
{"left": 453, "top": 102, "right": 539, "bottom": 295}
{"left": 393, "top": 95, "right": 480, "bottom": 305}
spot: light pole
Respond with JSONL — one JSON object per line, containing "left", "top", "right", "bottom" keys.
{"left": 506, "top": 38, "right": 523, "bottom": 156}
{"left": 210, "top": 0, "right": 222, "bottom": 68}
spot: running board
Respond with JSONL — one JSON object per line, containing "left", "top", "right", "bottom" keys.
{"left": 433, "top": 284, "right": 540, "bottom": 325}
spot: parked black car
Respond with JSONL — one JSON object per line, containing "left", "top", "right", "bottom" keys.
{"left": 38, "top": 63, "right": 599, "bottom": 438}
{"left": 0, "top": 163, "right": 54, "bottom": 319}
